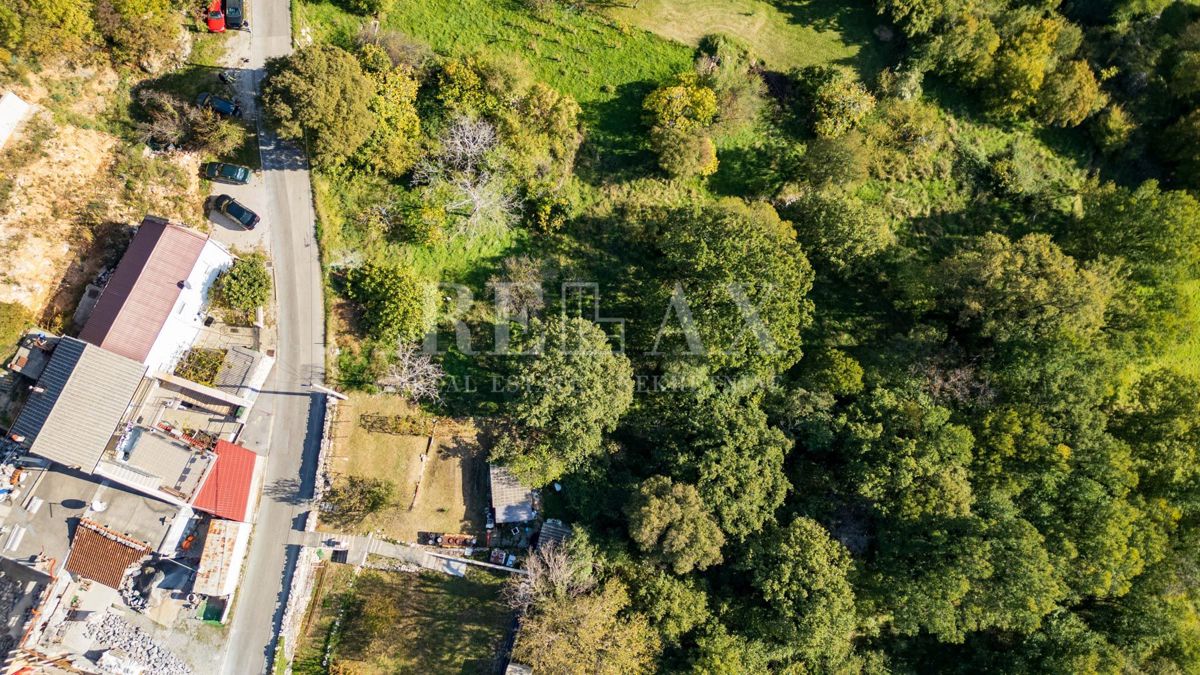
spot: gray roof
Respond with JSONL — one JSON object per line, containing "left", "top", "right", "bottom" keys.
{"left": 9, "top": 337, "right": 146, "bottom": 470}
{"left": 214, "top": 346, "right": 275, "bottom": 404}
{"left": 489, "top": 464, "right": 536, "bottom": 524}
{"left": 537, "top": 518, "right": 571, "bottom": 549}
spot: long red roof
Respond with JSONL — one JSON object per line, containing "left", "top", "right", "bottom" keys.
{"left": 191, "top": 441, "right": 260, "bottom": 522}
{"left": 79, "top": 216, "right": 208, "bottom": 363}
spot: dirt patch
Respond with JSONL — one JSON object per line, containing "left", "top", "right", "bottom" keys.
{"left": 0, "top": 115, "right": 118, "bottom": 313}
{"left": 321, "top": 393, "right": 488, "bottom": 542}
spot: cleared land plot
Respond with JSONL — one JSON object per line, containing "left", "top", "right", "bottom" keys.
{"left": 294, "top": 564, "right": 511, "bottom": 675}
{"left": 604, "top": 0, "right": 888, "bottom": 74}
{"left": 321, "top": 392, "right": 487, "bottom": 541}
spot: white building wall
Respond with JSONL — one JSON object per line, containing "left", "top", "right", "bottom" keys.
{"left": 0, "top": 92, "right": 32, "bottom": 150}
{"left": 143, "top": 240, "right": 233, "bottom": 374}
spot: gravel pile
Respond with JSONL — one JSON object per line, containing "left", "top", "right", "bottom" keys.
{"left": 83, "top": 613, "right": 192, "bottom": 675}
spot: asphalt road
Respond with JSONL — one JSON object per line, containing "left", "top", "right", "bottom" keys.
{"left": 207, "top": 3, "right": 327, "bottom": 673}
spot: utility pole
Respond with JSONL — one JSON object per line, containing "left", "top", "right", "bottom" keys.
{"left": 305, "top": 383, "right": 347, "bottom": 401}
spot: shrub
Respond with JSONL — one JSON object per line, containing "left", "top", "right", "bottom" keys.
{"left": 216, "top": 255, "right": 272, "bottom": 311}
{"left": 795, "top": 66, "right": 876, "bottom": 138}
{"left": 0, "top": 302, "right": 31, "bottom": 355}
{"left": 343, "top": 0, "right": 387, "bottom": 15}
{"left": 1092, "top": 104, "right": 1135, "bottom": 153}
{"left": 345, "top": 261, "right": 431, "bottom": 342}
{"left": 174, "top": 348, "right": 226, "bottom": 386}
{"left": 325, "top": 476, "right": 394, "bottom": 524}
{"left": 643, "top": 74, "right": 718, "bottom": 132}
{"left": 525, "top": 192, "right": 571, "bottom": 233}
{"left": 651, "top": 127, "right": 718, "bottom": 179}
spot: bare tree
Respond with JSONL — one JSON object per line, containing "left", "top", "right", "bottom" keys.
{"left": 414, "top": 115, "right": 520, "bottom": 237}
{"left": 438, "top": 115, "right": 498, "bottom": 173}
{"left": 489, "top": 255, "right": 545, "bottom": 319}
{"left": 503, "top": 541, "right": 595, "bottom": 611}
{"left": 136, "top": 90, "right": 188, "bottom": 147}
{"left": 377, "top": 342, "right": 445, "bottom": 402}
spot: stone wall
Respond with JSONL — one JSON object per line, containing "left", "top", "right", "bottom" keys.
{"left": 277, "top": 395, "right": 337, "bottom": 672}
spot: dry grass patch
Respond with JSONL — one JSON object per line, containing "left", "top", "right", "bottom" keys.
{"left": 293, "top": 565, "right": 510, "bottom": 675}
{"left": 322, "top": 392, "right": 487, "bottom": 541}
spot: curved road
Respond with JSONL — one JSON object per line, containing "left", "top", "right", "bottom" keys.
{"left": 208, "top": 2, "right": 327, "bottom": 672}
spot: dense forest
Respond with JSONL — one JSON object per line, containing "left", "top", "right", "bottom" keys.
{"left": 6, "top": 0, "right": 1200, "bottom": 671}
{"left": 257, "top": 0, "right": 1200, "bottom": 670}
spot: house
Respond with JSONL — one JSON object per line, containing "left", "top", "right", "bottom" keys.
{"left": 489, "top": 464, "right": 536, "bottom": 524}
{"left": 190, "top": 440, "right": 263, "bottom": 522}
{"left": 79, "top": 216, "right": 232, "bottom": 374}
{"left": 63, "top": 519, "right": 152, "bottom": 589}
{"left": 7, "top": 336, "right": 147, "bottom": 471}
{"left": 0, "top": 461, "right": 185, "bottom": 578}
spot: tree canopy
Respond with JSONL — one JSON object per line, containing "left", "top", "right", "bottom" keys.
{"left": 263, "top": 45, "right": 378, "bottom": 167}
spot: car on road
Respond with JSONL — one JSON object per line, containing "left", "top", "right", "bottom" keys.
{"left": 205, "top": 0, "right": 225, "bottom": 32}
{"left": 195, "top": 92, "right": 241, "bottom": 117}
{"left": 224, "top": 0, "right": 245, "bottom": 29}
{"left": 213, "top": 194, "right": 260, "bottom": 230}
{"left": 203, "top": 162, "right": 252, "bottom": 185}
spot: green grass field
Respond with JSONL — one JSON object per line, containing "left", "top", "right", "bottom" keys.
{"left": 603, "top": 0, "right": 888, "bottom": 75}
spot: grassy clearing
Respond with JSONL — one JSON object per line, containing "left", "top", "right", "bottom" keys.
{"left": 294, "top": 565, "right": 511, "bottom": 675}
{"left": 603, "top": 0, "right": 889, "bottom": 75}
{"left": 321, "top": 392, "right": 487, "bottom": 541}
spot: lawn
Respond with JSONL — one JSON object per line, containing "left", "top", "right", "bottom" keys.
{"left": 294, "top": 564, "right": 511, "bottom": 675}
{"left": 603, "top": 0, "right": 889, "bottom": 75}
{"left": 321, "top": 392, "right": 488, "bottom": 541}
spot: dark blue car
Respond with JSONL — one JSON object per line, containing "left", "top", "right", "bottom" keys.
{"left": 214, "top": 194, "right": 260, "bottom": 230}
{"left": 195, "top": 92, "right": 241, "bottom": 117}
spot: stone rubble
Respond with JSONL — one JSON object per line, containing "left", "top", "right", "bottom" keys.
{"left": 83, "top": 613, "right": 193, "bottom": 675}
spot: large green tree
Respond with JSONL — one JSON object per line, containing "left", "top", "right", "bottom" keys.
{"left": 492, "top": 316, "right": 634, "bottom": 485}
{"left": 936, "top": 232, "right": 1120, "bottom": 345}
{"left": 650, "top": 199, "right": 813, "bottom": 376}
{"left": 748, "top": 517, "right": 858, "bottom": 669}
{"left": 625, "top": 475, "right": 725, "bottom": 574}
{"left": 263, "top": 44, "right": 377, "bottom": 167}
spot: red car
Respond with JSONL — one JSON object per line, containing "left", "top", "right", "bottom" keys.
{"left": 206, "top": 0, "right": 225, "bottom": 32}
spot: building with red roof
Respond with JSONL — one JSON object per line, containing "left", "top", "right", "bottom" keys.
{"left": 190, "top": 441, "right": 263, "bottom": 522}
{"left": 79, "top": 215, "right": 232, "bottom": 374}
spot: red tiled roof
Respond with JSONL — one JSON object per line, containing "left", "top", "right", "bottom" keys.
{"left": 79, "top": 216, "right": 209, "bottom": 363}
{"left": 191, "top": 441, "right": 260, "bottom": 522}
{"left": 64, "top": 519, "right": 150, "bottom": 588}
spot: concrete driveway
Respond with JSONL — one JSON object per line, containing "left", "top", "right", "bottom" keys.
{"left": 206, "top": 3, "right": 328, "bottom": 673}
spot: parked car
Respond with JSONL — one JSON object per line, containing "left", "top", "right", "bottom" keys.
{"left": 485, "top": 507, "right": 496, "bottom": 530}
{"left": 213, "top": 194, "right": 260, "bottom": 229}
{"left": 195, "top": 92, "right": 241, "bottom": 117}
{"left": 224, "top": 0, "right": 244, "bottom": 29}
{"left": 203, "top": 162, "right": 252, "bottom": 185}
{"left": 205, "top": 0, "right": 225, "bottom": 32}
